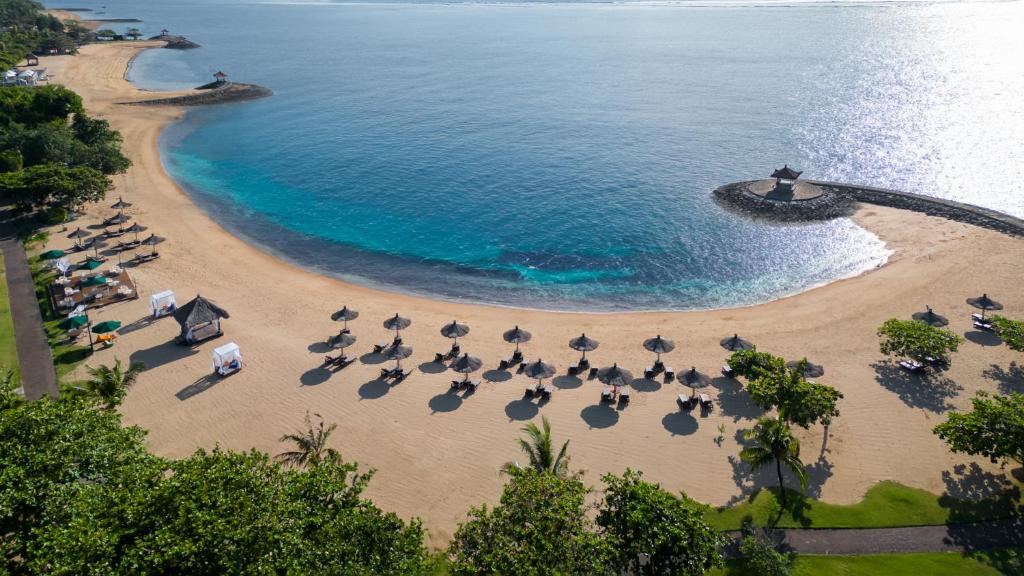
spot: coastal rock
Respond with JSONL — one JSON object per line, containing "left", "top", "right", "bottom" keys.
{"left": 122, "top": 82, "right": 272, "bottom": 107}
{"left": 149, "top": 34, "right": 201, "bottom": 49}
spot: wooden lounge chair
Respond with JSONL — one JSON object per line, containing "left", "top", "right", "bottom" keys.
{"left": 451, "top": 379, "right": 464, "bottom": 390}
{"left": 698, "top": 393, "right": 712, "bottom": 409}
{"left": 677, "top": 393, "right": 693, "bottom": 410}
{"left": 663, "top": 367, "right": 675, "bottom": 383}
{"left": 619, "top": 388, "right": 631, "bottom": 403}
{"left": 588, "top": 367, "right": 599, "bottom": 379}
{"left": 372, "top": 341, "right": 389, "bottom": 353}
{"left": 644, "top": 366, "right": 655, "bottom": 379}
{"left": 900, "top": 359, "right": 926, "bottom": 374}
{"left": 721, "top": 365, "right": 735, "bottom": 378}
{"left": 516, "top": 362, "right": 526, "bottom": 374}
{"left": 973, "top": 319, "right": 994, "bottom": 331}
{"left": 392, "top": 369, "right": 412, "bottom": 383}
{"left": 601, "top": 385, "right": 615, "bottom": 402}
{"left": 465, "top": 379, "right": 481, "bottom": 391}
{"left": 540, "top": 384, "right": 553, "bottom": 400}
{"left": 434, "top": 352, "right": 446, "bottom": 363}
{"left": 499, "top": 358, "right": 511, "bottom": 370}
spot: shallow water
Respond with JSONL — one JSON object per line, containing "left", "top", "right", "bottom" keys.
{"left": 54, "top": 0, "right": 1024, "bottom": 310}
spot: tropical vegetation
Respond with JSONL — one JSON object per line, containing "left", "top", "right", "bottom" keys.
{"left": 276, "top": 411, "right": 341, "bottom": 467}
{"left": 878, "top": 318, "right": 962, "bottom": 365}
{"left": 934, "top": 392, "right": 1024, "bottom": 468}
{"left": 501, "top": 414, "right": 571, "bottom": 477}
{"left": 740, "top": 417, "right": 808, "bottom": 505}
{"left": 990, "top": 315, "right": 1024, "bottom": 352}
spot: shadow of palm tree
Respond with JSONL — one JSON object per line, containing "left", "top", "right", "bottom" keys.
{"left": 429, "top": 391, "right": 463, "bottom": 414}
{"left": 357, "top": 378, "right": 390, "bottom": 400}
{"left": 804, "top": 456, "right": 834, "bottom": 499}
{"left": 661, "top": 410, "right": 698, "bottom": 436}
{"left": 580, "top": 404, "right": 619, "bottom": 429}
{"left": 553, "top": 375, "right": 582, "bottom": 389}
{"left": 130, "top": 339, "right": 199, "bottom": 371}
{"left": 505, "top": 399, "right": 539, "bottom": 421}
{"left": 300, "top": 366, "right": 332, "bottom": 386}
{"left": 176, "top": 374, "right": 219, "bottom": 400}
{"left": 872, "top": 361, "right": 960, "bottom": 412}
{"left": 982, "top": 362, "right": 1024, "bottom": 395}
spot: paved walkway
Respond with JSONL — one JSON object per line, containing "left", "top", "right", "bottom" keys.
{"left": 0, "top": 220, "right": 58, "bottom": 400}
{"left": 728, "top": 517, "right": 1024, "bottom": 556}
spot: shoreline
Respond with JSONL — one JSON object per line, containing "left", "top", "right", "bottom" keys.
{"left": 37, "top": 43, "right": 1024, "bottom": 543}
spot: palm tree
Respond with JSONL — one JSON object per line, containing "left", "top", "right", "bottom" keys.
{"left": 740, "top": 416, "right": 807, "bottom": 505}
{"left": 276, "top": 412, "right": 340, "bottom": 468}
{"left": 85, "top": 358, "right": 145, "bottom": 409}
{"left": 502, "top": 416, "right": 570, "bottom": 477}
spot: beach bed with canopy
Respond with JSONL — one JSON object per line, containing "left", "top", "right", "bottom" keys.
{"left": 150, "top": 290, "right": 177, "bottom": 318}
{"left": 212, "top": 342, "right": 242, "bottom": 375}
{"left": 174, "top": 295, "right": 229, "bottom": 344}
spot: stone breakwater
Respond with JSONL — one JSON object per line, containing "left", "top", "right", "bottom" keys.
{"left": 122, "top": 82, "right": 273, "bottom": 107}
{"left": 714, "top": 179, "right": 1024, "bottom": 237}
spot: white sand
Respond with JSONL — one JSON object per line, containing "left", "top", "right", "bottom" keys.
{"left": 36, "top": 43, "right": 1024, "bottom": 546}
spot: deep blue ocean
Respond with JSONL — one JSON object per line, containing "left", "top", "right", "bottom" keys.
{"left": 49, "top": 0, "right": 1024, "bottom": 310}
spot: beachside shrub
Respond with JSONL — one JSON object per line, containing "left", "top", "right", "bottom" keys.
{"left": 448, "top": 467, "right": 614, "bottom": 575}
{"left": 990, "top": 316, "right": 1024, "bottom": 353}
{"left": 598, "top": 469, "right": 724, "bottom": 575}
{"left": 746, "top": 360, "right": 842, "bottom": 429}
{"left": 738, "top": 533, "right": 793, "bottom": 576}
{"left": 727, "top": 349, "right": 781, "bottom": 380}
{"left": 933, "top": 392, "right": 1024, "bottom": 468}
{"left": 740, "top": 417, "right": 808, "bottom": 506}
{"left": 878, "top": 318, "right": 962, "bottom": 364}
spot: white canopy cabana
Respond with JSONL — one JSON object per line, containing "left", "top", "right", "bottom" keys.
{"left": 212, "top": 342, "right": 242, "bottom": 376}
{"left": 150, "top": 290, "right": 177, "bottom": 318}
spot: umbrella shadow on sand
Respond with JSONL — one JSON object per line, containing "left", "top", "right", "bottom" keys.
{"left": 631, "top": 377, "right": 662, "bottom": 393}
{"left": 419, "top": 361, "right": 448, "bottom": 374}
{"left": 553, "top": 375, "right": 582, "bottom": 390}
{"left": 964, "top": 330, "right": 1002, "bottom": 347}
{"left": 429, "top": 391, "right": 463, "bottom": 414}
{"left": 483, "top": 369, "right": 513, "bottom": 383}
{"left": 872, "top": 361, "right": 961, "bottom": 412}
{"left": 176, "top": 374, "right": 220, "bottom": 401}
{"left": 300, "top": 366, "right": 332, "bottom": 386}
{"left": 307, "top": 341, "right": 332, "bottom": 354}
{"left": 358, "top": 378, "right": 390, "bottom": 400}
{"left": 580, "top": 404, "right": 619, "bottom": 429}
{"left": 130, "top": 340, "right": 200, "bottom": 371}
{"left": 661, "top": 410, "right": 698, "bottom": 436}
{"left": 505, "top": 399, "right": 539, "bottom": 421}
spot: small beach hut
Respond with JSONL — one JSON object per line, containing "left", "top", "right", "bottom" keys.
{"left": 25, "top": 54, "right": 39, "bottom": 67}
{"left": 212, "top": 342, "right": 242, "bottom": 375}
{"left": 150, "top": 290, "right": 177, "bottom": 318}
{"left": 213, "top": 70, "right": 228, "bottom": 83}
{"left": 771, "top": 165, "right": 802, "bottom": 193}
{"left": 173, "top": 295, "right": 229, "bottom": 344}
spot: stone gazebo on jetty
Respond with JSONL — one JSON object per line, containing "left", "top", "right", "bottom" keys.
{"left": 712, "top": 166, "right": 1024, "bottom": 236}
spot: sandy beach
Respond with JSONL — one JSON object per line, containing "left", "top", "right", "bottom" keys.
{"left": 36, "top": 43, "right": 1024, "bottom": 545}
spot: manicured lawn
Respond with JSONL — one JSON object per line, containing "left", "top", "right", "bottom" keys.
{"left": 715, "top": 548, "right": 1023, "bottom": 575}
{"left": 0, "top": 252, "right": 20, "bottom": 379}
{"left": 708, "top": 481, "right": 1022, "bottom": 531}
{"left": 29, "top": 256, "right": 91, "bottom": 382}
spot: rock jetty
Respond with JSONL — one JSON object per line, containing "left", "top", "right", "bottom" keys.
{"left": 124, "top": 82, "right": 272, "bottom": 107}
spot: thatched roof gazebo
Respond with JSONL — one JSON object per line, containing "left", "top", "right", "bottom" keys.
{"left": 771, "top": 165, "right": 802, "bottom": 193}
{"left": 174, "top": 295, "right": 229, "bottom": 344}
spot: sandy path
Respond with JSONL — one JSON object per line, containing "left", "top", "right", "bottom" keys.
{"left": 37, "top": 43, "right": 1024, "bottom": 545}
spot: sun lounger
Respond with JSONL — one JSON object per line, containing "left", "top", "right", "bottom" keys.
{"left": 392, "top": 369, "right": 412, "bottom": 383}
{"left": 677, "top": 393, "right": 694, "bottom": 410}
{"left": 380, "top": 367, "right": 397, "bottom": 379}
{"left": 465, "top": 379, "right": 481, "bottom": 391}
{"left": 133, "top": 252, "right": 160, "bottom": 264}
{"left": 434, "top": 352, "right": 446, "bottom": 363}
{"left": 499, "top": 358, "right": 512, "bottom": 370}
{"left": 924, "top": 355, "right": 947, "bottom": 367}
{"left": 664, "top": 367, "right": 675, "bottom": 383}
{"left": 569, "top": 358, "right": 590, "bottom": 375}
{"left": 721, "top": 365, "right": 735, "bottom": 378}
{"left": 973, "top": 319, "right": 994, "bottom": 331}
{"left": 644, "top": 367, "right": 655, "bottom": 379}
{"left": 698, "top": 393, "right": 712, "bottom": 409}
{"left": 619, "top": 388, "right": 631, "bottom": 403}
{"left": 971, "top": 313, "right": 985, "bottom": 322}
{"left": 540, "top": 385, "right": 553, "bottom": 400}
{"left": 373, "top": 341, "right": 389, "bottom": 353}
{"left": 899, "top": 359, "right": 926, "bottom": 374}
{"left": 588, "top": 367, "right": 599, "bottom": 379}
{"left": 601, "top": 385, "right": 616, "bottom": 402}
{"left": 516, "top": 362, "right": 526, "bottom": 374}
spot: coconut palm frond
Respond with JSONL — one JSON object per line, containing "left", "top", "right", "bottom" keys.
{"left": 276, "top": 412, "right": 339, "bottom": 468}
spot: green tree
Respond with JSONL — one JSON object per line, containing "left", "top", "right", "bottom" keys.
{"left": 0, "top": 162, "right": 111, "bottom": 210}
{"left": 125, "top": 27, "right": 142, "bottom": 40}
{"left": 739, "top": 533, "right": 793, "bottom": 576}
{"left": 747, "top": 360, "right": 842, "bottom": 429}
{"left": 740, "top": 417, "right": 808, "bottom": 505}
{"left": 276, "top": 411, "right": 340, "bottom": 467}
{"left": 878, "top": 318, "right": 962, "bottom": 364}
{"left": 501, "top": 415, "right": 571, "bottom": 477}
{"left": 933, "top": 392, "right": 1024, "bottom": 468}
{"left": 449, "top": 467, "right": 613, "bottom": 575}
{"left": 598, "top": 469, "right": 724, "bottom": 575}
{"left": 84, "top": 358, "right": 145, "bottom": 409}
{"left": 990, "top": 316, "right": 1024, "bottom": 352}
{"left": 727, "top": 349, "right": 781, "bottom": 380}
{"left": 0, "top": 149, "right": 22, "bottom": 172}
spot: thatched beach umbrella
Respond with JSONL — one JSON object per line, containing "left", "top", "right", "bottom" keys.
{"left": 328, "top": 331, "right": 357, "bottom": 351}
{"left": 440, "top": 320, "right": 470, "bottom": 347}
{"left": 523, "top": 359, "right": 556, "bottom": 386}
{"left": 912, "top": 306, "right": 949, "bottom": 328}
{"left": 105, "top": 212, "right": 130, "bottom": 228}
{"left": 68, "top": 227, "right": 90, "bottom": 248}
{"left": 503, "top": 325, "right": 532, "bottom": 354}
{"left": 383, "top": 342, "right": 413, "bottom": 370}
{"left": 124, "top": 222, "right": 147, "bottom": 243}
{"left": 967, "top": 293, "right": 1003, "bottom": 320}
{"left": 110, "top": 197, "right": 133, "bottom": 210}
{"left": 140, "top": 234, "right": 164, "bottom": 257}
{"left": 786, "top": 358, "right": 825, "bottom": 379}
{"left": 383, "top": 313, "right": 411, "bottom": 334}
{"left": 681, "top": 366, "right": 712, "bottom": 390}
{"left": 330, "top": 306, "right": 359, "bottom": 329}
{"left": 569, "top": 333, "right": 599, "bottom": 361}
{"left": 597, "top": 363, "right": 634, "bottom": 387}
{"left": 720, "top": 333, "right": 755, "bottom": 352}
{"left": 88, "top": 238, "right": 107, "bottom": 260}
{"left": 643, "top": 335, "right": 675, "bottom": 363}
{"left": 450, "top": 353, "right": 483, "bottom": 383}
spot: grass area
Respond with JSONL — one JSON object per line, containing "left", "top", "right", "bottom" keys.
{"left": 714, "top": 548, "right": 1023, "bottom": 576}
{"left": 0, "top": 252, "right": 20, "bottom": 381}
{"left": 708, "top": 481, "right": 1022, "bottom": 531}
{"left": 28, "top": 255, "right": 92, "bottom": 383}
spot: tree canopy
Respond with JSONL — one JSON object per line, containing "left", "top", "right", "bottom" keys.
{"left": 990, "top": 316, "right": 1024, "bottom": 353}
{"left": 0, "top": 162, "right": 111, "bottom": 210}
{"left": 878, "top": 318, "right": 962, "bottom": 364}
{"left": 727, "top": 349, "right": 780, "bottom": 380}
{"left": 740, "top": 417, "right": 808, "bottom": 505}
{"left": 0, "top": 0, "right": 75, "bottom": 69}
{"left": 933, "top": 392, "right": 1024, "bottom": 468}
{"left": 747, "top": 359, "right": 842, "bottom": 429}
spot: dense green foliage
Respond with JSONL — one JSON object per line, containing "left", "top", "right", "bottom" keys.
{"left": 82, "top": 358, "right": 145, "bottom": 409}
{"left": 738, "top": 533, "right": 793, "bottom": 576}
{"left": 0, "top": 0, "right": 74, "bottom": 70}
{"left": 990, "top": 315, "right": 1024, "bottom": 352}
{"left": 740, "top": 417, "right": 808, "bottom": 505}
{"left": 934, "top": 392, "right": 1024, "bottom": 467}
{"left": 502, "top": 415, "right": 571, "bottom": 477}
{"left": 727, "top": 349, "right": 779, "bottom": 380}
{"left": 448, "top": 467, "right": 613, "bottom": 575}
{"left": 598, "top": 469, "right": 724, "bottom": 575}
{"left": 0, "top": 396, "right": 430, "bottom": 574}
{"left": 878, "top": 318, "right": 962, "bottom": 364}
{"left": 714, "top": 548, "right": 1024, "bottom": 576}
{"left": 746, "top": 358, "right": 842, "bottom": 429}
{"left": 0, "top": 162, "right": 109, "bottom": 209}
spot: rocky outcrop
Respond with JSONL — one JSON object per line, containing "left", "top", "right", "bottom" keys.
{"left": 148, "top": 34, "right": 200, "bottom": 49}
{"left": 122, "top": 82, "right": 272, "bottom": 107}
{"left": 713, "top": 180, "right": 857, "bottom": 222}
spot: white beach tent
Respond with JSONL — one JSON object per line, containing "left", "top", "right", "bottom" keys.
{"left": 150, "top": 290, "right": 177, "bottom": 318}
{"left": 212, "top": 342, "right": 242, "bottom": 376}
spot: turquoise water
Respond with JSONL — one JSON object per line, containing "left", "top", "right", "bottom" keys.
{"left": 54, "top": 0, "right": 1024, "bottom": 310}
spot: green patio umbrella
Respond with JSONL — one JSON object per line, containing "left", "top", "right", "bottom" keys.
{"left": 81, "top": 276, "right": 108, "bottom": 288}
{"left": 40, "top": 249, "right": 65, "bottom": 260}
{"left": 80, "top": 259, "right": 103, "bottom": 271}
{"left": 91, "top": 320, "right": 121, "bottom": 334}
{"left": 58, "top": 315, "right": 89, "bottom": 331}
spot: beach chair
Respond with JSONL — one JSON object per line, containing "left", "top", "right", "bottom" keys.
{"left": 677, "top": 393, "right": 693, "bottom": 410}
{"left": 899, "top": 359, "right": 926, "bottom": 374}
{"left": 973, "top": 319, "right": 994, "bottom": 332}
{"left": 499, "top": 358, "right": 512, "bottom": 370}
{"left": 971, "top": 313, "right": 986, "bottom": 322}
{"left": 601, "top": 385, "right": 615, "bottom": 403}
{"left": 373, "top": 341, "right": 389, "bottom": 354}
{"left": 644, "top": 366, "right": 655, "bottom": 379}
{"left": 451, "top": 379, "right": 464, "bottom": 390}
{"left": 540, "top": 384, "right": 553, "bottom": 400}
{"left": 568, "top": 363, "right": 579, "bottom": 375}
{"left": 699, "top": 393, "right": 712, "bottom": 410}
{"left": 465, "top": 379, "right": 481, "bottom": 391}
{"left": 588, "top": 367, "right": 599, "bottom": 379}
{"left": 619, "top": 388, "right": 631, "bottom": 403}
{"left": 435, "top": 352, "right": 446, "bottom": 363}
{"left": 721, "top": 365, "right": 735, "bottom": 378}
{"left": 664, "top": 367, "right": 675, "bottom": 383}
{"left": 392, "top": 369, "right": 412, "bottom": 383}
{"left": 516, "top": 362, "right": 527, "bottom": 374}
